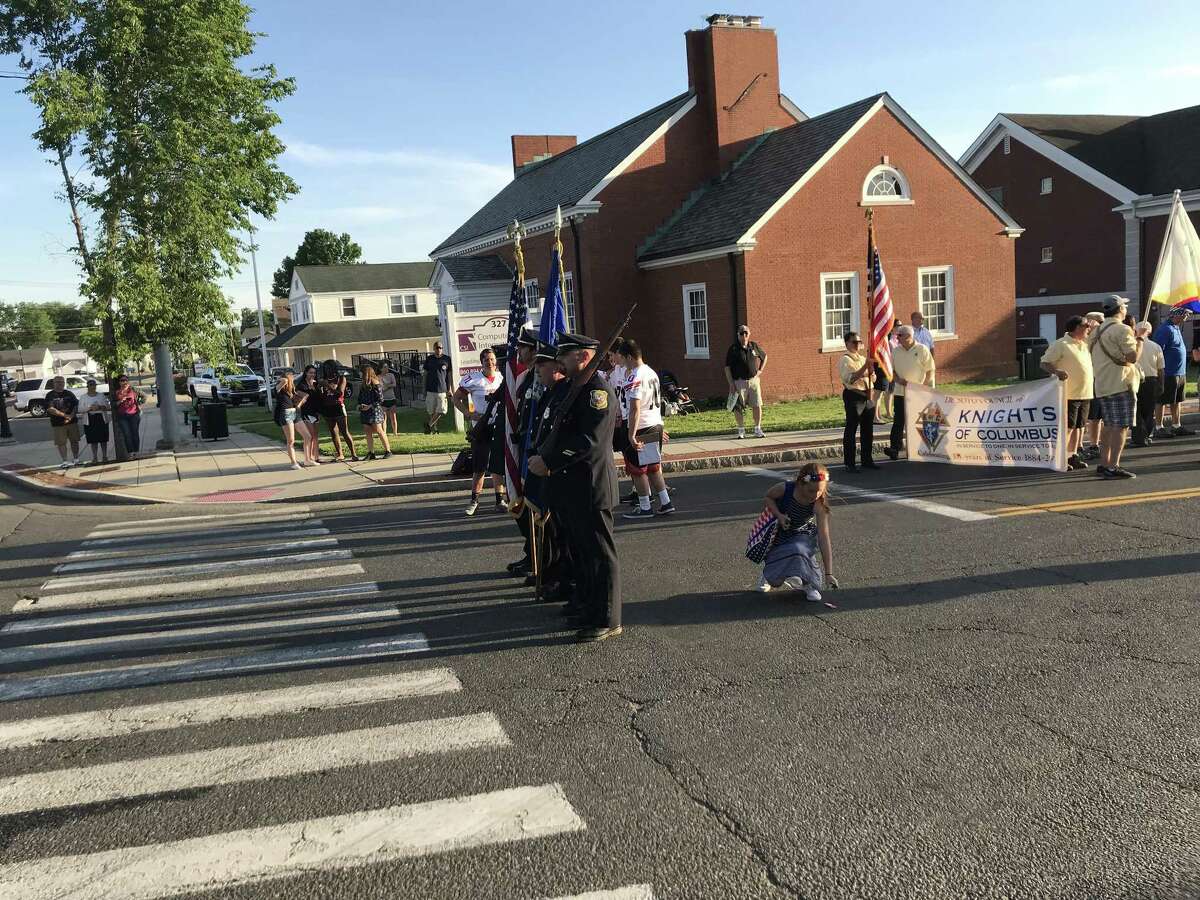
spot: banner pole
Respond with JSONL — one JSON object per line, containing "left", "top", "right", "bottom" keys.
{"left": 1143, "top": 190, "right": 1180, "bottom": 323}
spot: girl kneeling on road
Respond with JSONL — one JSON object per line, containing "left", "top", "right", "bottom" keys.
{"left": 755, "top": 462, "right": 838, "bottom": 602}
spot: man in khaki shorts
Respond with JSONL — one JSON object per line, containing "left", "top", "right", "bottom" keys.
{"left": 45, "top": 375, "right": 82, "bottom": 468}
{"left": 422, "top": 341, "right": 453, "bottom": 434}
{"left": 724, "top": 325, "right": 768, "bottom": 438}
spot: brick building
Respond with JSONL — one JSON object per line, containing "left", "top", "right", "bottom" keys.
{"left": 430, "top": 14, "right": 1020, "bottom": 400}
{"left": 961, "top": 104, "right": 1200, "bottom": 340}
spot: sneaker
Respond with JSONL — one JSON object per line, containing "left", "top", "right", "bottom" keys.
{"left": 622, "top": 506, "right": 655, "bottom": 520}
{"left": 576, "top": 625, "right": 623, "bottom": 643}
{"left": 290, "top": 462, "right": 302, "bottom": 470}
{"left": 625, "top": 490, "right": 639, "bottom": 506}
{"left": 736, "top": 428, "right": 745, "bottom": 439}
{"left": 1097, "top": 466, "right": 1116, "bottom": 478}
{"left": 59, "top": 461, "right": 71, "bottom": 470}
{"left": 803, "top": 584, "right": 823, "bottom": 602}
{"left": 494, "top": 496, "right": 506, "bottom": 511}
{"left": 655, "top": 501, "right": 677, "bottom": 516}
{"left": 464, "top": 499, "right": 479, "bottom": 517}
{"left": 753, "top": 427, "right": 765, "bottom": 438}
{"left": 73, "top": 456, "right": 83, "bottom": 466}
{"left": 1152, "top": 428, "right": 1174, "bottom": 440}
{"left": 366, "top": 453, "right": 377, "bottom": 461}
{"left": 1081, "top": 445, "right": 1102, "bottom": 459}
{"left": 1172, "top": 426, "right": 1195, "bottom": 436}
{"left": 755, "top": 575, "right": 772, "bottom": 593}
{"left": 1066, "top": 455, "right": 1088, "bottom": 470}
{"left": 1110, "top": 466, "right": 1137, "bottom": 478}
{"left": 382, "top": 451, "right": 392, "bottom": 459}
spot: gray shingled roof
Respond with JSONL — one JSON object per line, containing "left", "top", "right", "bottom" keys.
{"left": 638, "top": 95, "right": 883, "bottom": 262}
{"left": 438, "top": 255, "right": 512, "bottom": 283}
{"left": 432, "top": 93, "right": 693, "bottom": 254}
{"left": 1009, "top": 105, "right": 1200, "bottom": 196}
{"left": 295, "top": 262, "right": 435, "bottom": 294}
{"left": 266, "top": 317, "right": 440, "bottom": 349}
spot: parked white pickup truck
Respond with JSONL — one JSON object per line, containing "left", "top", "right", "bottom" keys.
{"left": 13, "top": 375, "right": 108, "bottom": 417}
{"left": 187, "top": 364, "right": 267, "bottom": 406}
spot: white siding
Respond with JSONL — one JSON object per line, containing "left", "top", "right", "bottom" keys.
{"left": 309, "top": 288, "right": 438, "bottom": 323}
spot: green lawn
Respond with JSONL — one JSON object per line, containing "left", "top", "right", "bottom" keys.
{"left": 229, "top": 378, "right": 1036, "bottom": 456}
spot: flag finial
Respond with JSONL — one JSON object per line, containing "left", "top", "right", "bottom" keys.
{"left": 508, "top": 219, "right": 526, "bottom": 282}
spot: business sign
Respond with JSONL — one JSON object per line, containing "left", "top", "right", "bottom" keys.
{"left": 456, "top": 315, "right": 508, "bottom": 356}
{"left": 905, "top": 379, "right": 1067, "bottom": 471}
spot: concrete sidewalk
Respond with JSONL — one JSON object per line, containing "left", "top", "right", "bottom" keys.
{"left": 3, "top": 399, "right": 1194, "bottom": 505}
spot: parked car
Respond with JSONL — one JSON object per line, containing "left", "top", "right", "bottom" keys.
{"left": 269, "top": 366, "right": 294, "bottom": 379}
{"left": 186, "top": 364, "right": 267, "bottom": 406}
{"left": 14, "top": 375, "right": 109, "bottom": 417}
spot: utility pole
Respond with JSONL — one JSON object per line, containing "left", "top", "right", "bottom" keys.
{"left": 250, "top": 225, "right": 273, "bottom": 413}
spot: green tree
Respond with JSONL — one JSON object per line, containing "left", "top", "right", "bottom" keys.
{"left": 39, "top": 300, "right": 92, "bottom": 343}
{"left": 0, "top": 303, "right": 57, "bottom": 348}
{"left": 271, "top": 229, "right": 363, "bottom": 298}
{"left": 240, "top": 307, "right": 275, "bottom": 333}
{"left": 1, "top": 0, "right": 298, "bottom": 400}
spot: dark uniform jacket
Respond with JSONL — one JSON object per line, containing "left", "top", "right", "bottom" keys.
{"left": 538, "top": 373, "right": 617, "bottom": 511}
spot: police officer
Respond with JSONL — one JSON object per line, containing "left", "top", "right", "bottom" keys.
{"left": 525, "top": 340, "right": 573, "bottom": 601}
{"left": 504, "top": 328, "right": 541, "bottom": 576}
{"left": 527, "top": 332, "right": 621, "bottom": 642}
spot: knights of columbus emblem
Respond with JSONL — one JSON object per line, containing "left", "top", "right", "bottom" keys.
{"left": 917, "top": 402, "right": 949, "bottom": 454}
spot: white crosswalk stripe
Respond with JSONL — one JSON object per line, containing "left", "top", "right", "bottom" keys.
{"left": 0, "top": 668, "right": 462, "bottom": 750}
{"left": 17, "top": 562, "right": 367, "bottom": 610}
{"left": 0, "top": 785, "right": 586, "bottom": 900}
{"left": 0, "top": 508, "right": 613, "bottom": 896}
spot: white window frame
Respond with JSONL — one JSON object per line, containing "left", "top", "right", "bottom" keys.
{"left": 681, "top": 282, "right": 710, "bottom": 359}
{"left": 389, "top": 294, "right": 418, "bottom": 315}
{"left": 524, "top": 278, "right": 540, "bottom": 312}
{"left": 1041, "top": 246, "right": 1053, "bottom": 264}
{"left": 563, "top": 272, "right": 578, "bottom": 332}
{"left": 861, "top": 164, "right": 912, "bottom": 206}
{"left": 820, "top": 272, "right": 860, "bottom": 350}
{"left": 917, "top": 265, "right": 955, "bottom": 335}
{"left": 1040, "top": 176, "right": 1053, "bottom": 195}
{"left": 340, "top": 297, "right": 356, "bottom": 318}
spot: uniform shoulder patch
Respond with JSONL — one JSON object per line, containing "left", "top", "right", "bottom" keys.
{"left": 589, "top": 389, "right": 608, "bottom": 410}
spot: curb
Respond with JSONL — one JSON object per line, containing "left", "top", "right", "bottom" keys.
{"left": 0, "top": 465, "right": 176, "bottom": 505}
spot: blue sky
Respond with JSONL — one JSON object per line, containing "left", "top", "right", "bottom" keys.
{"left": 2, "top": 0, "right": 1197, "bottom": 312}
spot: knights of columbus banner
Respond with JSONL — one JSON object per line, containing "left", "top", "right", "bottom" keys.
{"left": 904, "top": 379, "right": 1067, "bottom": 472}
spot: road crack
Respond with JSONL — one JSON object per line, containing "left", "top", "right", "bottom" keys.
{"left": 616, "top": 689, "right": 808, "bottom": 899}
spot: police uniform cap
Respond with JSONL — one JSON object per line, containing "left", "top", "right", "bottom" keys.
{"left": 490, "top": 344, "right": 510, "bottom": 362}
{"left": 534, "top": 340, "right": 558, "bottom": 362}
{"left": 517, "top": 328, "right": 539, "bottom": 347}
{"left": 554, "top": 332, "right": 601, "bottom": 355}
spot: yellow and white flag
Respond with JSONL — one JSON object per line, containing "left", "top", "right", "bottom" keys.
{"left": 1147, "top": 190, "right": 1200, "bottom": 313}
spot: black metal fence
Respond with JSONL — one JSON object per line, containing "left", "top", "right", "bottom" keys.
{"left": 350, "top": 350, "right": 424, "bottom": 404}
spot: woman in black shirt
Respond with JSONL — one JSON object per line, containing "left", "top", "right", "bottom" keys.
{"left": 273, "top": 373, "right": 305, "bottom": 469}
{"left": 295, "top": 365, "right": 322, "bottom": 465}
{"left": 319, "top": 360, "right": 358, "bottom": 462}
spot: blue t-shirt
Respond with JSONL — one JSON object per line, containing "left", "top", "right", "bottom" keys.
{"left": 1152, "top": 322, "right": 1187, "bottom": 377}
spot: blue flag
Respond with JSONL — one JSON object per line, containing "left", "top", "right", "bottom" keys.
{"left": 538, "top": 243, "right": 567, "bottom": 345}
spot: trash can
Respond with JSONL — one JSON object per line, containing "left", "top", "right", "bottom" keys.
{"left": 198, "top": 401, "right": 229, "bottom": 440}
{"left": 1016, "top": 336, "right": 1049, "bottom": 380}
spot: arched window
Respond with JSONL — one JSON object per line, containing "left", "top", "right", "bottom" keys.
{"left": 862, "top": 165, "right": 911, "bottom": 205}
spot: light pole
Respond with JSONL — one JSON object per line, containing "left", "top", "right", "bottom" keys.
{"left": 249, "top": 225, "right": 273, "bottom": 413}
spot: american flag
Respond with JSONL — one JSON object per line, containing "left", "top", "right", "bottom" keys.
{"left": 867, "top": 222, "right": 895, "bottom": 381}
{"left": 502, "top": 264, "right": 528, "bottom": 500}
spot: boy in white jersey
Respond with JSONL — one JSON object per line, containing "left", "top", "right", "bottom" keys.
{"left": 619, "top": 339, "right": 675, "bottom": 518}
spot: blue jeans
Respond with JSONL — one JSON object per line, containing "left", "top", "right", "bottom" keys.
{"left": 115, "top": 412, "right": 141, "bottom": 453}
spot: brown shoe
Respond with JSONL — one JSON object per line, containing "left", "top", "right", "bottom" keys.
{"left": 576, "top": 625, "right": 623, "bottom": 643}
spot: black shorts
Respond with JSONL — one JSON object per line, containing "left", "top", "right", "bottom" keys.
{"left": 382, "top": 398, "right": 397, "bottom": 408}
{"left": 1160, "top": 375, "right": 1186, "bottom": 405}
{"left": 1066, "top": 399, "right": 1088, "bottom": 429}
{"left": 471, "top": 433, "right": 491, "bottom": 475}
{"left": 1087, "top": 398, "right": 1102, "bottom": 421}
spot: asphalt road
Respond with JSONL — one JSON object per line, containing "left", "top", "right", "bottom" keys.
{"left": 0, "top": 436, "right": 1197, "bottom": 899}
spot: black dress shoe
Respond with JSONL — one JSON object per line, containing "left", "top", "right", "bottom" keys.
{"left": 845, "top": 464, "right": 859, "bottom": 473}
{"left": 861, "top": 460, "right": 880, "bottom": 469}
{"left": 883, "top": 447, "right": 899, "bottom": 460}
{"left": 506, "top": 557, "right": 530, "bottom": 574}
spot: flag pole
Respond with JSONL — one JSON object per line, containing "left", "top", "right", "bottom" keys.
{"left": 1143, "top": 190, "right": 1181, "bottom": 323}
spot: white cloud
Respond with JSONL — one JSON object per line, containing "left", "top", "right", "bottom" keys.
{"left": 282, "top": 138, "right": 511, "bottom": 186}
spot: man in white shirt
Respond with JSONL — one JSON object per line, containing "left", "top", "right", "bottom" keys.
{"left": 883, "top": 326, "right": 935, "bottom": 460}
{"left": 911, "top": 311, "right": 935, "bottom": 358}
{"left": 618, "top": 340, "right": 675, "bottom": 519}
{"left": 1132, "top": 320, "right": 1164, "bottom": 447}
{"left": 453, "top": 347, "right": 504, "bottom": 515}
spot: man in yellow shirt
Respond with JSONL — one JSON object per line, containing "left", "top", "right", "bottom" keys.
{"left": 884, "top": 325, "right": 935, "bottom": 460}
{"left": 1041, "top": 315, "right": 1095, "bottom": 470}
{"left": 1090, "top": 295, "right": 1143, "bottom": 479}
{"left": 838, "top": 332, "right": 877, "bottom": 472}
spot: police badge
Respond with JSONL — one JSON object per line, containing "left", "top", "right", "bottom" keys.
{"left": 589, "top": 390, "right": 608, "bottom": 410}
{"left": 917, "top": 402, "right": 948, "bottom": 454}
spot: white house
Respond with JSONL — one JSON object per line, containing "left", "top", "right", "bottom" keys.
{"left": 0, "top": 343, "right": 97, "bottom": 381}
{"left": 266, "top": 262, "right": 441, "bottom": 370}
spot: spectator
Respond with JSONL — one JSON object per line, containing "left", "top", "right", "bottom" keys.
{"left": 838, "top": 332, "right": 877, "bottom": 472}
{"left": 619, "top": 340, "right": 675, "bottom": 519}
{"left": 357, "top": 366, "right": 392, "bottom": 460}
{"left": 273, "top": 372, "right": 305, "bottom": 470}
{"left": 1152, "top": 307, "right": 1194, "bottom": 437}
{"left": 1090, "top": 295, "right": 1142, "bottom": 478}
{"left": 112, "top": 374, "right": 146, "bottom": 458}
{"left": 883, "top": 325, "right": 935, "bottom": 460}
{"left": 911, "top": 311, "right": 935, "bottom": 357}
{"left": 724, "top": 325, "right": 768, "bottom": 439}
{"left": 295, "top": 364, "right": 323, "bottom": 465}
{"left": 45, "top": 375, "right": 81, "bottom": 469}
{"left": 1132, "top": 321, "right": 1164, "bottom": 447}
{"left": 422, "top": 342, "right": 453, "bottom": 434}
{"left": 1041, "top": 315, "right": 1096, "bottom": 469}
{"left": 78, "top": 378, "right": 111, "bottom": 465}
{"left": 755, "top": 462, "right": 838, "bottom": 601}
{"left": 319, "top": 360, "right": 358, "bottom": 462}
{"left": 1080, "top": 311, "right": 1107, "bottom": 459}
{"left": 453, "top": 348, "right": 504, "bottom": 516}
{"left": 379, "top": 361, "right": 399, "bottom": 436}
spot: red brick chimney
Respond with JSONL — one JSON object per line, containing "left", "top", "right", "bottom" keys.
{"left": 511, "top": 135, "right": 577, "bottom": 174}
{"left": 686, "top": 14, "right": 794, "bottom": 176}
